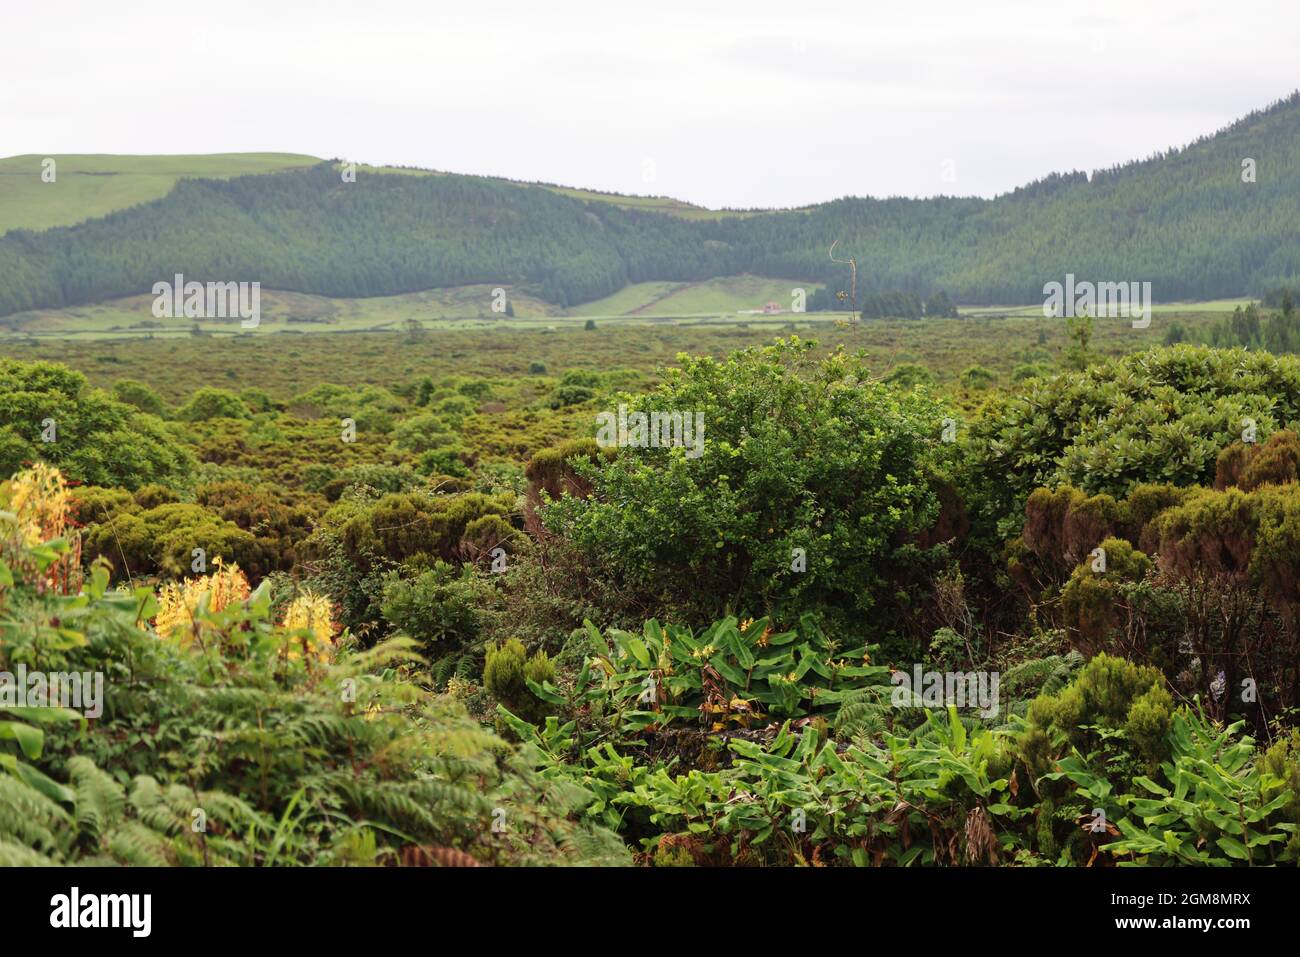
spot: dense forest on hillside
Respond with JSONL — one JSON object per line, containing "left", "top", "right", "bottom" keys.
{"left": 3, "top": 93, "right": 1299, "bottom": 318}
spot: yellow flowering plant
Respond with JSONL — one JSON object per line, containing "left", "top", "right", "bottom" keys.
{"left": 279, "top": 589, "right": 338, "bottom": 663}
{"left": 0, "top": 463, "right": 82, "bottom": 594}
{"left": 154, "top": 558, "right": 251, "bottom": 647}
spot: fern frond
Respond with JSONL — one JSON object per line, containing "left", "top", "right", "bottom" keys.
{"left": 105, "top": 821, "right": 172, "bottom": 866}
{"left": 69, "top": 755, "right": 127, "bottom": 841}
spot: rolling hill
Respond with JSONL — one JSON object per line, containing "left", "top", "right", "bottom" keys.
{"left": 1, "top": 91, "right": 1298, "bottom": 320}
{"left": 0, "top": 153, "right": 322, "bottom": 235}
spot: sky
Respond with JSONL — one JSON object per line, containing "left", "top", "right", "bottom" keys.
{"left": 4, "top": 0, "right": 1298, "bottom": 209}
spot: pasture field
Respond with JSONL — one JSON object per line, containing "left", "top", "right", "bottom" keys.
{"left": 0, "top": 152, "right": 321, "bottom": 234}
{"left": 0, "top": 276, "right": 818, "bottom": 339}
{"left": 961, "top": 298, "right": 1257, "bottom": 318}
{"left": 13, "top": 274, "right": 1240, "bottom": 342}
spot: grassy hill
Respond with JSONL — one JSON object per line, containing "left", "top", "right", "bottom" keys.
{"left": 568, "top": 276, "right": 809, "bottom": 317}
{"left": 0, "top": 276, "right": 836, "bottom": 340}
{"left": 0, "top": 153, "right": 321, "bottom": 234}
{"left": 2, "top": 91, "right": 1298, "bottom": 320}
{"left": 0, "top": 154, "right": 755, "bottom": 238}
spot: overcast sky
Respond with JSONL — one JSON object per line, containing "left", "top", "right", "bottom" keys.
{"left": 4, "top": 0, "right": 1298, "bottom": 209}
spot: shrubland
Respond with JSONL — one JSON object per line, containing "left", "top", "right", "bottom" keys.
{"left": 4, "top": 314, "right": 1300, "bottom": 867}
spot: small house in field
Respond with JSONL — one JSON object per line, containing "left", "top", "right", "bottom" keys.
{"left": 762, "top": 302, "right": 782, "bottom": 314}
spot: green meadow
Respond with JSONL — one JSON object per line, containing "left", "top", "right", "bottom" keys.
{"left": 0, "top": 153, "right": 321, "bottom": 235}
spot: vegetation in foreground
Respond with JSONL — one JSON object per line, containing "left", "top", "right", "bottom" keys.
{"left": 3, "top": 310, "right": 1300, "bottom": 866}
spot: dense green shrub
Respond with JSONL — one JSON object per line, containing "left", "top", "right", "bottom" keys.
{"left": 883, "top": 362, "right": 936, "bottom": 390}
{"left": 1021, "top": 654, "right": 1172, "bottom": 777}
{"left": 1059, "top": 537, "right": 1152, "bottom": 650}
{"left": 0, "top": 359, "right": 191, "bottom": 490}
{"left": 539, "top": 339, "right": 949, "bottom": 635}
{"left": 239, "top": 387, "right": 278, "bottom": 414}
{"left": 548, "top": 385, "right": 596, "bottom": 408}
{"left": 390, "top": 412, "right": 454, "bottom": 453}
{"left": 1216, "top": 429, "right": 1300, "bottom": 491}
{"left": 960, "top": 365, "right": 996, "bottom": 390}
{"left": 177, "top": 387, "right": 252, "bottom": 421}
{"left": 82, "top": 501, "right": 271, "bottom": 581}
{"left": 483, "top": 638, "right": 555, "bottom": 723}
{"left": 111, "top": 379, "right": 167, "bottom": 416}
{"left": 194, "top": 480, "right": 322, "bottom": 571}
{"left": 323, "top": 490, "right": 514, "bottom": 570}
{"left": 966, "top": 345, "right": 1300, "bottom": 533}
{"left": 308, "top": 488, "right": 515, "bottom": 636}
{"left": 290, "top": 383, "right": 402, "bottom": 433}
{"left": 380, "top": 561, "right": 493, "bottom": 651}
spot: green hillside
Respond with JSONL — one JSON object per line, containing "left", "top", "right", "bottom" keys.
{"left": 0, "top": 153, "right": 321, "bottom": 234}
{"left": 0, "top": 276, "right": 841, "bottom": 340}
{"left": 568, "top": 276, "right": 809, "bottom": 317}
{"left": 0, "top": 154, "right": 752, "bottom": 238}
{"left": 2, "top": 91, "right": 1298, "bottom": 319}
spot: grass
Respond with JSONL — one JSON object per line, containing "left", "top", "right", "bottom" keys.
{"left": 567, "top": 282, "right": 686, "bottom": 316}
{"left": 0, "top": 152, "right": 771, "bottom": 239}
{"left": 0, "top": 285, "right": 561, "bottom": 340}
{"left": 0, "top": 153, "right": 322, "bottom": 235}
{"left": 0, "top": 276, "right": 827, "bottom": 339}
{"left": 961, "top": 298, "right": 1256, "bottom": 318}
{"left": 569, "top": 276, "right": 815, "bottom": 318}
{"left": 634, "top": 275, "right": 813, "bottom": 315}
{"left": 541, "top": 185, "right": 763, "bottom": 220}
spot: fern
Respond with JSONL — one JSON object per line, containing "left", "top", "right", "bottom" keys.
{"left": 106, "top": 821, "right": 173, "bottom": 867}
{"left": 0, "top": 837, "right": 57, "bottom": 866}
{"left": 0, "top": 774, "right": 70, "bottom": 857}
{"left": 69, "top": 755, "right": 126, "bottom": 842}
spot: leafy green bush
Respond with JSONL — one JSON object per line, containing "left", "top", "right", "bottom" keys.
{"left": 1020, "top": 654, "right": 1172, "bottom": 777}
{"left": 111, "top": 379, "right": 167, "bottom": 416}
{"left": 967, "top": 345, "right": 1300, "bottom": 532}
{"left": 0, "top": 359, "right": 190, "bottom": 490}
{"left": 177, "top": 387, "right": 251, "bottom": 421}
{"left": 381, "top": 561, "right": 492, "bottom": 651}
{"left": 484, "top": 638, "right": 555, "bottom": 723}
{"left": 548, "top": 385, "right": 595, "bottom": 409}
{"left": 960, "top": 365, "right": 996, "bottom": 390}
{"left": 540, "top": 339, "right": 949, "bottom": 635}
{"left": 883, "top": 362, "right": 936, "bottom": 390}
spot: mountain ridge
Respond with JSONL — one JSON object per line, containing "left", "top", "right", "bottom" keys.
{"left": 1, "top": 91, "right": 1298, "bottom": 317}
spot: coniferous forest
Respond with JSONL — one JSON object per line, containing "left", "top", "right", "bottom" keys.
{"left": 2, "top": 93, "right": 1300, "bottom": 319}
